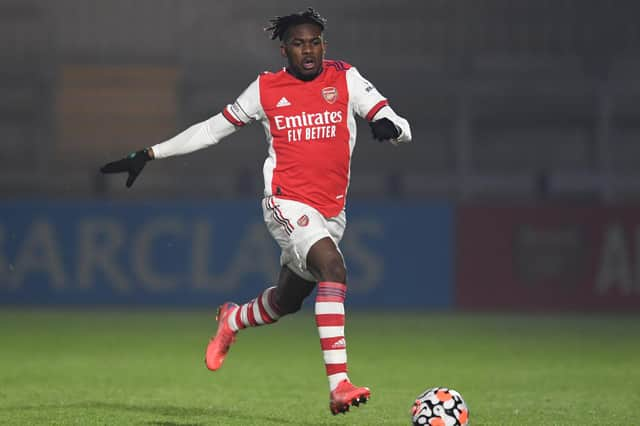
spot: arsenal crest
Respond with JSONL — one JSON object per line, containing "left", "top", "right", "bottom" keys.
{"left": 297, "top": 214, "right": 309, "bottom": 227}
{"left": 322, "top": 87, "right": 338, "bottom": 104}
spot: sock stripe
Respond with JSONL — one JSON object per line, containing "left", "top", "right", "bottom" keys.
{"left": 326, "top": 363, "right": 348, "bottom": 376}
{"left": 246, "top": 301, "right": 257, "bottom": 326}
{"left": 315, "top": 301, "right": 345, "bottom": 315}
{"left": 257, "top": 293, "right": 276, "bottom": 324}
{"left": 232, "top": 306, "right": 245, "bottom": 330}
{"left": 328, "top": 372, "right": 349, "bottom": 389}
{"left": 240, "top": 304, "right": 249, "bottom": 326}
{"left": 317, "top": 290, "right": 346, "bottom": 302}
{"left": 318, "top": 287, "right": 346, "bottom": 294}
{"left": 260, "top": 288, "right": 278, "bottom": 321}
{"left": 323, "top": 349, "right": 347, "bottom": 364}
{"left": 252, "top": 299, "right": 262, "bottom": 324}
{"left": 229, "top": 287, "right": 281, "bottom": 331}
{"left": 316, "top": 314, "right": 345, "bottom": 327}
{"left": 321, "top": 336, "right": 346, "bottom": 350}
{"left": 317, "top": 326, "right": 344, "bottom": 339}
{"left": 316, "top": 296, "right": 346, "bottom": 303}
{"left": 317, "top": 292, "right": 346, "bottom": 300}
{"left": 317, "top": 289, "right": 346, "bottom": 298}
{"left": 316, "top": 281, "right": 349, "bottom": 391}
{"left": 316, "top": 296, "right": 344, "bottom": 303}
{"left": 317, "top": 283, "right": 346, "bottom": 297}
{"left": 256, "top": 296, "right": 272, "bottom": 324}
{"left": 318, "top": 282, "right": 347, "bottom": 291}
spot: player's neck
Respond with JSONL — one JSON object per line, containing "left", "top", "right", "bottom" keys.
{"left": 286, "top": 66, "right": 323, "bottom": 82}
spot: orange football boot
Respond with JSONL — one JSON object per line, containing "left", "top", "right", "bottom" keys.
{"left": 204, "top": 302, "right": 238, "bottom": 371}
{"left": 329, "top": 379, "right": 371, "bottom": 415}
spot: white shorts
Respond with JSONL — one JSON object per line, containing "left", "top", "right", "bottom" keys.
{"left": 262, "top": 196, "right": 346, "bottom": 282}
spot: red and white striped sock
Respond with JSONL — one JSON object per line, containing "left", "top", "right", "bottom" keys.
{"left": 316, "top": 281, "right": 349, "bottom": 391}
{"left": 227, "top": 286, "right": 282, "bottom": 332}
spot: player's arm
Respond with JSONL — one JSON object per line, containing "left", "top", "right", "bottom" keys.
{"left": 346, "top": 67, "right": 412, "bottom": 145}
{"left": 100, "top": 78, "right": 263, "bottom": 188}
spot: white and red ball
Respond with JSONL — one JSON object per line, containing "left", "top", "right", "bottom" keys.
{"left": 411, "top": 387, "right": 469, "bottom": 426}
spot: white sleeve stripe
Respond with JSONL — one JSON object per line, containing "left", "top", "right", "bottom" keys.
{"left": 226, "top": 103, "right": 251, "bottom": 124}
{"left": 235, "top": 101, "right": 252, "bottom": 122}
{"left": 231, "top": 76, "right": 264, "bottom": 122}
{"left": 223, "top": 107, "right": 245, "bottom": 126}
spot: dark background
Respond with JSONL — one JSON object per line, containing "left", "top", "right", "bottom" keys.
{"left": 2, "top": 1, "right": 640, "bottom": 310}
{"left": 3, "top": 0, "right": 639, "bottom": 201}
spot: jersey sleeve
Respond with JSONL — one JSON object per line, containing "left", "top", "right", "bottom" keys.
{"left": 222, "top": 77, "right": 264, "bottom": 126}
{"left": 150, "top": 113, "right": 238, "bottom": 159}
{"left": 346, "top": 67, "right": 389, "bottom": 121}
{"left": 151, "top": 78, "right": 264, "bottom": 159}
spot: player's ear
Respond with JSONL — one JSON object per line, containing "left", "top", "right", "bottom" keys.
{"left": 280, "top": 43, "right": 287, "bottom": 58}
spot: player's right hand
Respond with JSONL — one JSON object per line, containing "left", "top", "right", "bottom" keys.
{"left": 100, "top": 148, "right": 153, "bottom": 188}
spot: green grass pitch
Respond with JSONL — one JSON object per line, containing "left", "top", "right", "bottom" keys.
{"left": 0, "top": 309, "right": 638, "bottom": 425}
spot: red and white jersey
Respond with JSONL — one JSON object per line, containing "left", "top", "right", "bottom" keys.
{"left": 223, "top": 60, "right": 392, "bottom": 218}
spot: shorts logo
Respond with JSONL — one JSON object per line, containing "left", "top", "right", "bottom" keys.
{"left": 297, "top": 214, "right": 309, "bottom": 227}
{"left": 322, "top": 87, "right": 338, "bottom": 104}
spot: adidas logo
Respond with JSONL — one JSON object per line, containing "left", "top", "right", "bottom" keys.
{"left": 276, "top": 97, "right": 291, "bottom": 107}
{"left": 332, "top": 338, "right": 346, "bottom": 349}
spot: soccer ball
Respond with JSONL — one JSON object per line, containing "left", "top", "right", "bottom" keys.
{"left": 411, "top": 387, "right": 469, "bottom": 426}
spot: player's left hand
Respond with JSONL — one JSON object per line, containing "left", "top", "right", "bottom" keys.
{"left": 369, "top": 118, "right": 400, "bottom": 142}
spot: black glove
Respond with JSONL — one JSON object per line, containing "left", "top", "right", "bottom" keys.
{"left": 100, "top": 148, "right": 152, "bottom": 188}
{"left": 369, "top": 118, "right": 400, "bottom": 142}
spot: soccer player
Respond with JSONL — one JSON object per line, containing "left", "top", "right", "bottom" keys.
{"left": 100, "top": 8, "right": 411, "bottom": 415}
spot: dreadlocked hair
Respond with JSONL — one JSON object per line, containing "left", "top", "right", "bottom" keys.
{"left": 265, "top": 7, "right": 327, "bottom": 41}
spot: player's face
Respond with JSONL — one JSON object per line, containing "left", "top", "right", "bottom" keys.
{"left": 281, "top": 23, "right": 326, "bottom": 81}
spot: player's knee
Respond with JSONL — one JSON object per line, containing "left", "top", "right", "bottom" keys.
{"left": 318, "top": 254, "right": 346, "bottom": 283}
{"left": 279, "top": 298, "right": 304, "bottom": 315}
{"left": 273, "top": 287, "right": 306, "bottom": 316}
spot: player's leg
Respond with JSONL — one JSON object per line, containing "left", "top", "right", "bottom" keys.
{"left": 261, "top": 196, "right": 367, "bottom": 410}
{"left": 205, "top": 265, "right": 315, "bottom": 371}
{"left": 206, "top": 197, "right": 304, "bottom": 371}
{"left": 227, "top": 265, "right": 315, "bottom": 331}
{"left": 306, "top": 237, "right": 371, "bottom": 415}
{"left": 306, "top": 236, "right": 347, "bottom": 283}
{"left": 272, "top": 265, "right": 316, "bottom": 315}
